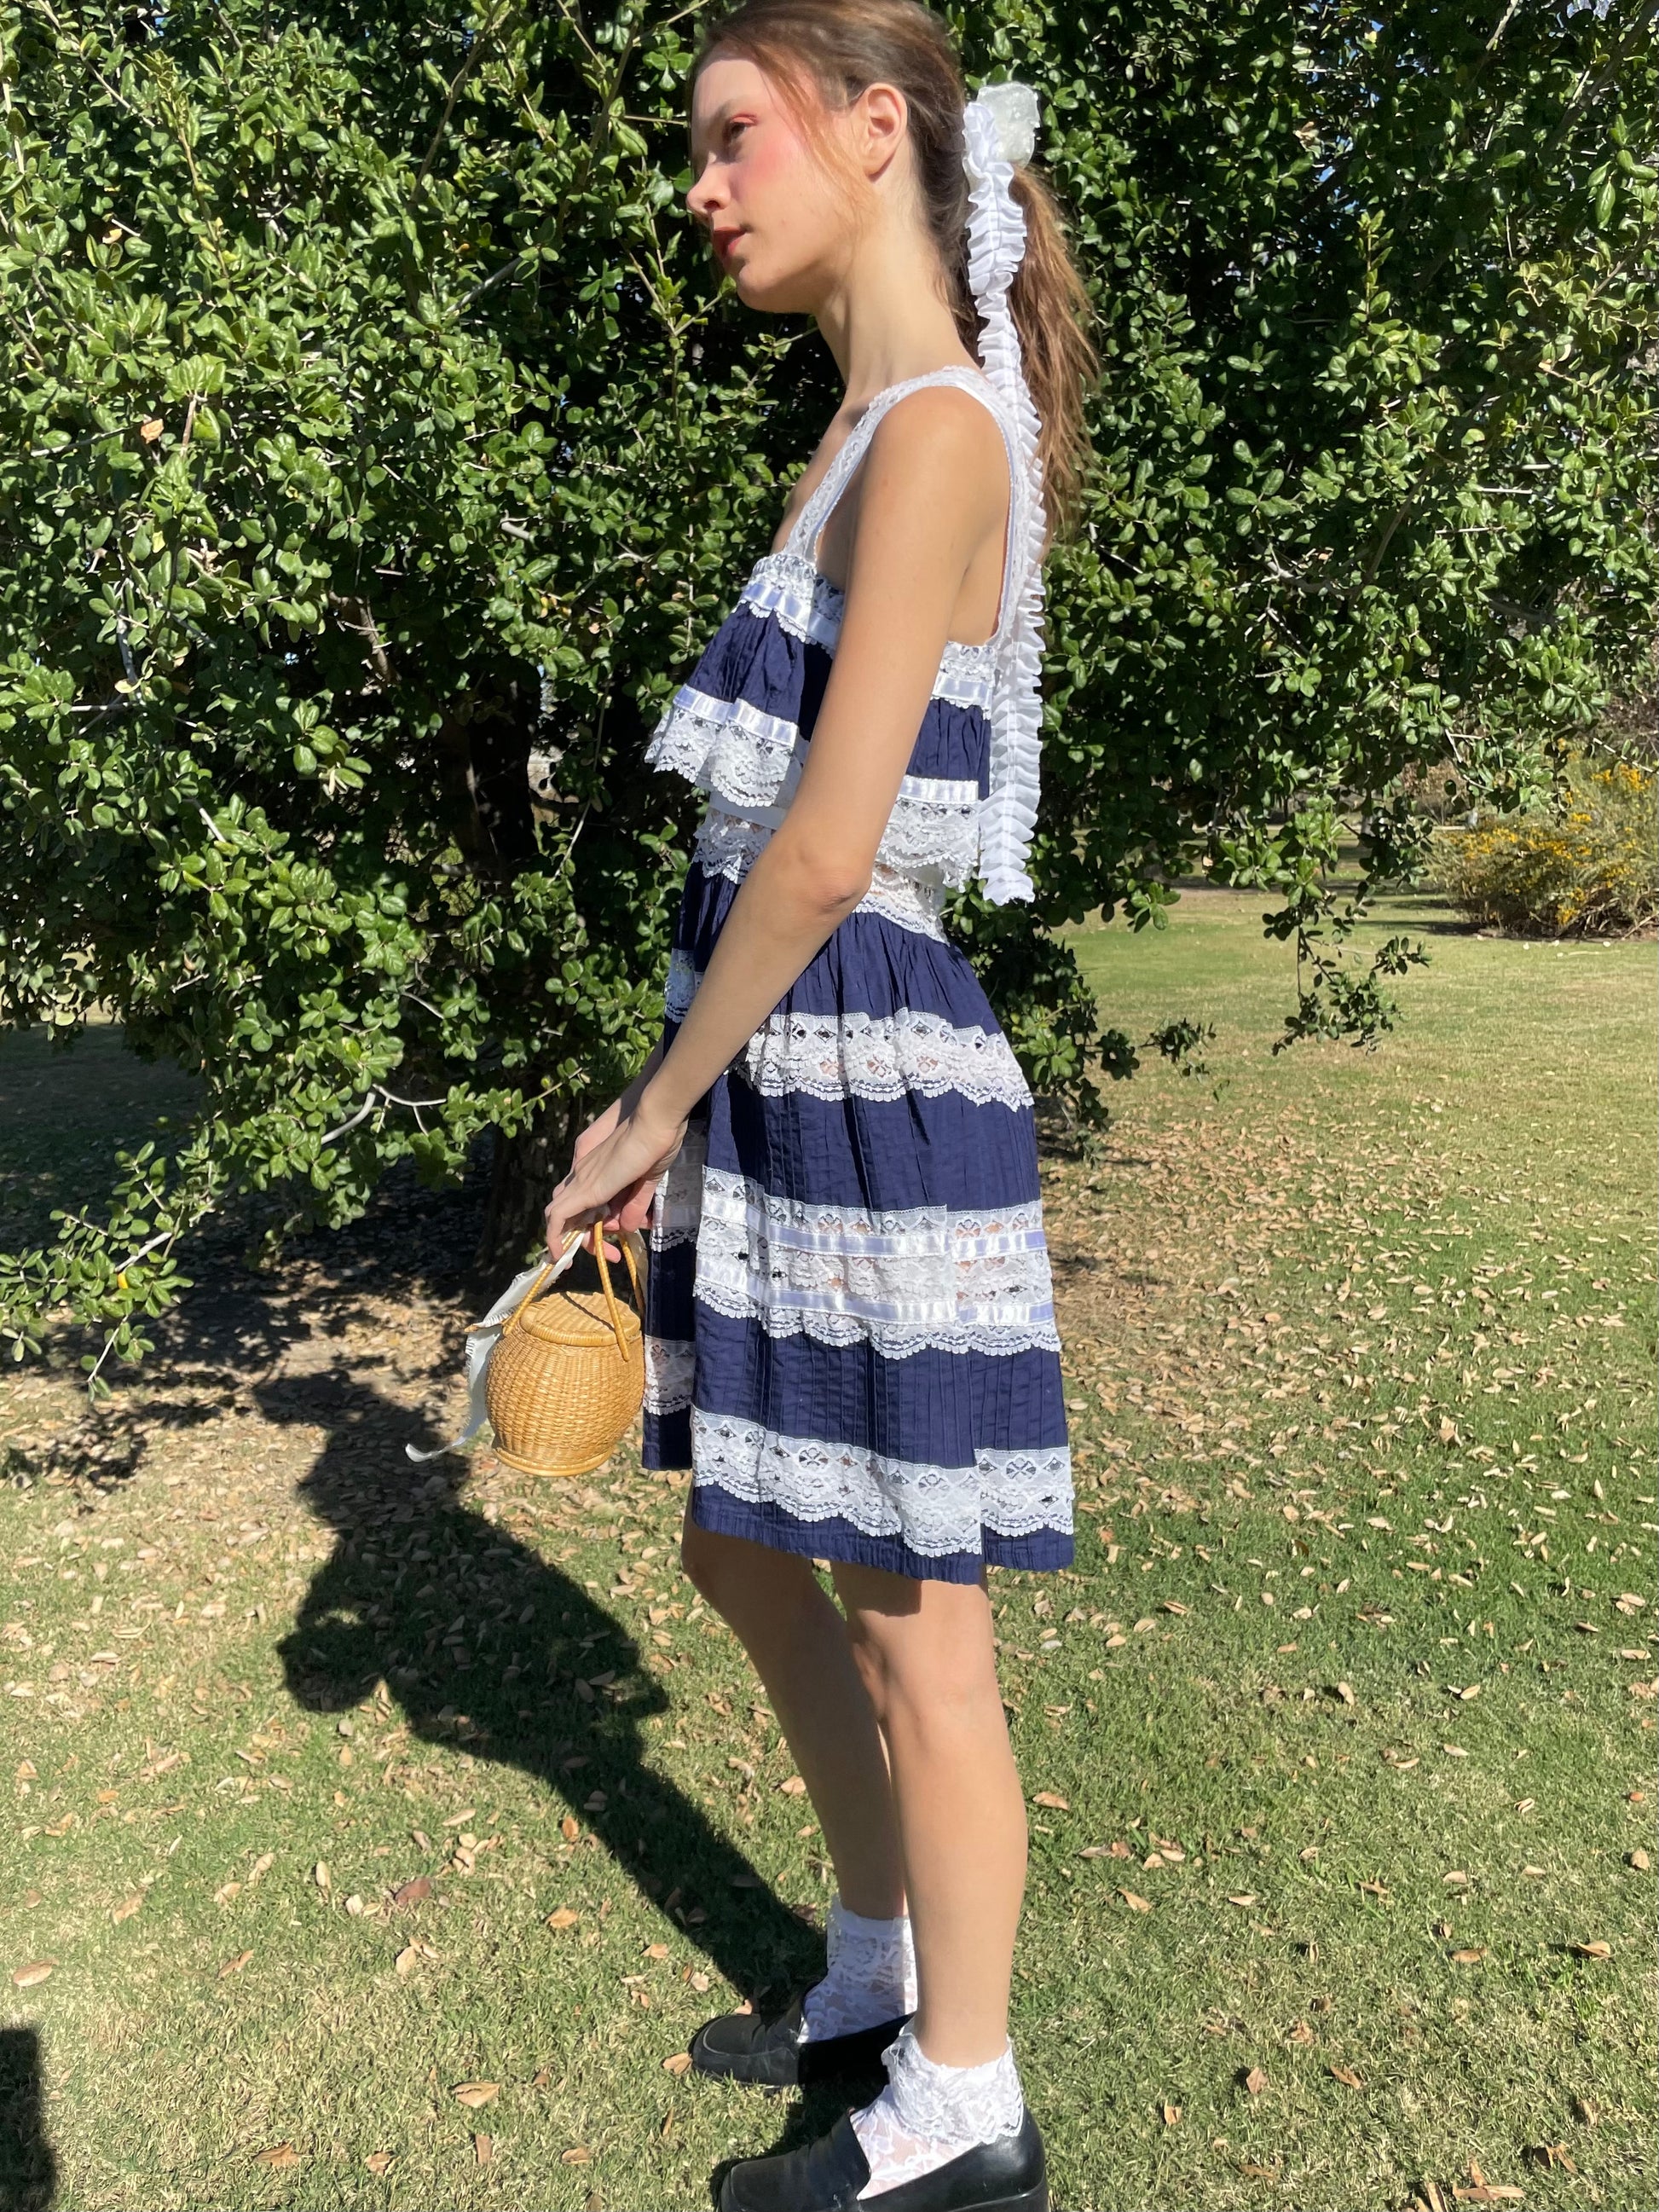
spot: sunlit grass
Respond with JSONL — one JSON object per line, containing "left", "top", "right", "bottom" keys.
{"left": 2, "top": 887, "right": 1654, "bottom": 2209}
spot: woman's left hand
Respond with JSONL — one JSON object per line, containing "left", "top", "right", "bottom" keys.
{"left": 542, "top": 1101, "right": 687, "bottom": 1262}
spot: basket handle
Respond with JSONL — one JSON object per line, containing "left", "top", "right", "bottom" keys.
{"left": 504, "top": 1224, "right": 643, "bottom": 1361}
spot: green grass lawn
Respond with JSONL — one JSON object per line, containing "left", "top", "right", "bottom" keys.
{"left": 2, "top": 890, "right": 1654, "bottom": 2212}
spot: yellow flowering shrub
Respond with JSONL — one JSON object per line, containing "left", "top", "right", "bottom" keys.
{"left": 1436, "top": 757, "right": 1658, "bottom": 937}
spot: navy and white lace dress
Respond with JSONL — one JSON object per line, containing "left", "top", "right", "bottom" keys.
{"left": 639, "top": 365, "right": 1072, "bottom": 1584}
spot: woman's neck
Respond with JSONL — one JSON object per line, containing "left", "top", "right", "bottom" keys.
{"left": 811, "top": 210, "right": 979, "bottom": 414}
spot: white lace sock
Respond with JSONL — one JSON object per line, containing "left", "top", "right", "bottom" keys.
{"left": 851, "top": 2021, "right": 1025, "bottom": 2199}
{"left": 799, "top": 1893, "right": 918, "bottom": 2041}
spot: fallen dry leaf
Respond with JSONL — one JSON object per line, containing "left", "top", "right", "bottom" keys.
{"left": 560, "top": 1815, "right": 581, "bottom": 1842}
{"left": 1452, "top": 1949, "right": 1488, "bottom": 1966}
{"left": 644, "top": 1943, "right": 670, "bottom": 1960}
{"left": 1119, "top": 1890, "right": 1153, "bottom": 1913}
{"left": 1286, "top": 2020, "right": 1315, "bottom": 2045}
{"left": 560, "top": 2145, "right": 592, "bottom": 2164}
{"left": 662, "top": 2052, "right": 693, "bottom": 2076}
{"left": 365, "top": 2151, "right": 394, "bottom": 2174}
{"left": 391, "top": 1876, "right": 432, "bottom": 1908}
{"left": 254, "top": 2145, "right": 300, "bottom": 2169}
{"left": 218, "top": 1950, "right": 254, "bottom": 1978}
{"left": 1569, "top": 1940, "right": 1611, "bottom": 1960}
{"left": 1329, "top": 2064, "right": 1364, "bottom": 2088}
{"left": 1161, "top": 2102, "right": 1182, "bottom": 2126}
{"left": 1242, "top": 2065, "right": 1269, "bottom": 2096}
{"left": 474, "top": 2133, "right": 493, "bottom": 2166}
{"left": 452, "top": 2082, "right": 500, "bottom": 2110}
{"left": 1333, "top": 1682, "right": 1356, "bottom": 1705}
{"left": 112, "top": 1894, "right": 143, "bottom": 1925}
{"left": 1032, "top": 1792, "right": 1070, "bottom": 1810}
{"left": 1629, "top": 1849, "right": 1650, "bottom": 1872}
{"left": 394, "top": 1945, "right": 422, "bottom": 1976}
{"left": 9, "top": 1962, "right": 52, "bottom": 1989}
{"left": 1226, "top": 1893, "right": 1258, "bottom": 1908}
{"left": 546, "top": 1908, "right": 580, "bottom": 1931}
{"left": 139, "top": 417, "right": 164, "bottom": 443}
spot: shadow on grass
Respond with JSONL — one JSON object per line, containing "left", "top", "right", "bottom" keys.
{"left": 263, "top": 1362, "right": 828, "bottom": 2016}
{"left": 0, "top": 2028, "right": 55, "bottom": 2212}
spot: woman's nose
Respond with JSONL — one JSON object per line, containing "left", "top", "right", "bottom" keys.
{"left": 686, "top": 164, "right": 722, "bottom": 222}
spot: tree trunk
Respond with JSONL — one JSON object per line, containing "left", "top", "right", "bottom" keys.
{"left": 475, "top": 1095, "right": 584, "bottom": 1281}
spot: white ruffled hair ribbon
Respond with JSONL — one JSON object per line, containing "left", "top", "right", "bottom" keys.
{"left": 962, "top": 79, "right": 1046, "bottom": 906}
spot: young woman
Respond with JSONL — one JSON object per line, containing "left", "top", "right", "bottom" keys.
{"left": 541, "top": 3, "right": 1095, "bottom": 2204}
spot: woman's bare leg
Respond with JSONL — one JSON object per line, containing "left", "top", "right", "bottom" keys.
{"left": 830, "top": 1561, "right": 1025, "bottom": 2067}
{"left": 680, "top": 1513, "right": 906, "bottom": 1920}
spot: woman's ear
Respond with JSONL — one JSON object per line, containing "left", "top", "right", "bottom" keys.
{"left": 851, "top": 79, "right": 909, "bottom": 183}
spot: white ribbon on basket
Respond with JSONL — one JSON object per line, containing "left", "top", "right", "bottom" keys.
{"left": 405, "top": 1229, "right": 645, "bottom": 1464}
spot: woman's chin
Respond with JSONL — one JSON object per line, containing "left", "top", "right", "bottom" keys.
{"left": 731, "top": 267, "right": 814, "bottom": 316}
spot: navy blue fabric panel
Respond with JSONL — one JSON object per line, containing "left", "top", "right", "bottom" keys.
{"left": 673, "top": 868, "right": 1004, "bottom": 1029}
{"left": 643, "top": 1406, "right": 691, "bottom": 1470}
{"left": 906, "top": 698, "right": 991, "bottom": 791}
{"left": 688, "top": 1307, "right": 1066, "bottom": 1463}
{"left": 677, "top": 606, "right": 989, "bottom": 789}
{"left": 680, "top": 606, "right": 826, "bottom": 730}
{"left": 642, "top": 1239, "right": 697, "bottom": 1336}
{"left": 687, "top": 1483, "right": 1074, "bottom": 1581}
{"left": 707, "top": 1075, "right": 1042, "bottom": 1215}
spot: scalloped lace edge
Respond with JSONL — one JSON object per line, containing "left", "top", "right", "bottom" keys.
{"left": 690, "top": 1409, "right": 1073, "bottom": 1553}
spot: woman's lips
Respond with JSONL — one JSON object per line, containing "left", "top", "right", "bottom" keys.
{"left": 714, "top": 230, "right": 743, "bottom": 263}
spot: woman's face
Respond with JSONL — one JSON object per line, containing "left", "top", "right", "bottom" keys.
{"left": 687, "top": 54, "right": 874, "bottom": 312}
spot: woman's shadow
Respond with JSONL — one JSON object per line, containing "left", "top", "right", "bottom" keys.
{"left": 267, "top": 1359, "right": 824, "bottom": 2014}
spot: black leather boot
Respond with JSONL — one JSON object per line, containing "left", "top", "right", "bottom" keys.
{"left": 718, "top": 2106, "right": 1049, "bottom": 2212}
{"left": 690, "top": 1988, "right": 913, "bottom": 2088}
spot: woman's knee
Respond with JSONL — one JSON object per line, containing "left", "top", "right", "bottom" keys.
{"left": 841, "top": 1590, "right": 999, "bottom": 1735}
{"left": 679, "top": 1514, "right": 813, "bottom": 1618}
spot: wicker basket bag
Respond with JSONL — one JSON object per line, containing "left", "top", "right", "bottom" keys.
{"left": 485, "top": 1226, "right": 645, "bottom": 1478}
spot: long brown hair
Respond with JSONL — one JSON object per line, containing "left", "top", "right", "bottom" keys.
{"left": 691, "top": 0, "right": 1098, "bottom": 543}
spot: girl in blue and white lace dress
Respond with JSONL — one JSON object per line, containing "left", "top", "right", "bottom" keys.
{"left": 543, "top": 5, "right": 1096, "bottom": 2207}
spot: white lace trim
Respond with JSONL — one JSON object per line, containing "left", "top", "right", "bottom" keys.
{"left": 736, "top": 554, "right": 999, "bottom": 713}
{"left": 691, "top": 1410, "right": 1072, "bottom": 1555}
{"left": 691, "top": 808, "right": 950, "bottom": 937}
{"left": 741, "top": 1007, "right": 1032, "bottom": 1110}
{"left": 801, "top": 1895, "right": 917, "bottom": 2043}
{"left": 961, "top": 131, "right": 1048, "bottom": 906}
{"left": 663, "top": 946, "right": 698, "bottom": 1025}
{"left": 650, "top": 698, "right": 982, "bottom": 887}
{"left": 643, "top": 1336, "right": 695, "bottom": 1416}
{"left": 853, "top": 2026, "right": 1024, "bottom": 2195}
{"left": 696, "top": 1171, "right": 1055, "bottom": 1332}
{"left": 855, "top": 871, "right": 949, "bottom": 938}
{"left": 645, "top": 687, "right": 805, "bottom": 815}
{"left": 648, "top": 1116, "right": 708, "bottom": 1249}
{"left": 739, "top": 552, "right": 843, "bottom": 650}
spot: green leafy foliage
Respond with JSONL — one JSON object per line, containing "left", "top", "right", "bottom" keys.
{"left": 1436, "top": 754, "right": 1659, "bottom": 937}
{"left": 0, "top": 1, "right": 1654, "bottom": 1374}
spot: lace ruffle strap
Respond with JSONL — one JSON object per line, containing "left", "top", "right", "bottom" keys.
{"left": 962, "top": 93, "right": 1048, "bottom": 907}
